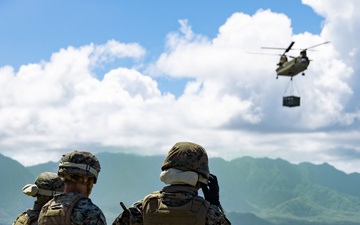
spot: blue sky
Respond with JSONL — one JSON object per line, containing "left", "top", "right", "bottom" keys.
{"left": 1, "top": 0, "right": 324, "bottom": 97}
{"left": 1, "top": 0, "right": 323, "bottom": 69}
{"left": 1, "top": 0, "right": 360, "bottom": 174}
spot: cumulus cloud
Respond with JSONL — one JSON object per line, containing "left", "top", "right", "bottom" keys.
{"left": 1, "top": 4, "right": 360, "bottom": 173}
{"left": 149, "top": 9, "right": 357, "bottom": 130}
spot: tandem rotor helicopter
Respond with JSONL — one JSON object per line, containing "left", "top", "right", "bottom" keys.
{"left": 254, "top": 41, "right": 330, "bottom": 107}
{"left": 261, "top": 41, "right": 330, "bottom": 80}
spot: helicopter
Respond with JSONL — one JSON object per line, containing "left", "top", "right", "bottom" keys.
{"left": 261, "top": 41, "right": 330, "bottom": 79}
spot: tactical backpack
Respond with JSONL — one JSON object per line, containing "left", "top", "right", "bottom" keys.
{"left": 38, "top": 193, "right": 85, "bottom": 225}
{"left": 142, "top": 190, "right": 210, "bottom": 225}
{"left": 13, "top": 210, "right": 39, "bottom": 225}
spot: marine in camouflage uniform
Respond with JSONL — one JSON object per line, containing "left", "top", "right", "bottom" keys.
{"left": 113, "top": 142, "right": 231, "bottom": 225}
{"left": 13, "top": 172, "right": 65, "bottom": 225}
{"left": 38, "top": 150, "right": 107, "bottom": 225}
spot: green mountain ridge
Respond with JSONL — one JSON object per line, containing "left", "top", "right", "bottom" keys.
{"left": 0, "top": 154, "right": 34, "bottom": 225}
{"left": 1, "top": 152, "right": 360, "bottom": 225}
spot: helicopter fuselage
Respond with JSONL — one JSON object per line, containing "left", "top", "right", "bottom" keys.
{"left": 276, "top": 56, "right": 310, "bottom": 77}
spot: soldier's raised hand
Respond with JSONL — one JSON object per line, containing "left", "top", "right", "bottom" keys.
{"left": 201, "top": 173, "right": 220, "bottom": 206}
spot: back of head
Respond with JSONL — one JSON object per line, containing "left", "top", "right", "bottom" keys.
{"left": 58, "top": 150, "right": 101, "bottom": 184}
{"left": 161, "top": 142, "right": 210, "bottom": 180}
{"left": 22, "top": 172, "right": 64, "bottom": 198}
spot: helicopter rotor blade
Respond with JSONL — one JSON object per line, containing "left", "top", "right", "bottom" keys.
{"left": 284, "top": 41, "right": 295, "bottom": 54}
{"left": 261, "top": 47, "right": 288, "bottom": 50}
{"left": 304, "top": 41, "right": 330, "bottom": 51}
{"left": 246, "top": 51, "right": 281, "bottom": 56}
{"left": 261, "top": 41, "right": 295, "bottom": 55}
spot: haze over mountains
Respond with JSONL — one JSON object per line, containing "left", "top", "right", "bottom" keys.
{"left": 1, "top": 152, "right": 360, "bottom": 225}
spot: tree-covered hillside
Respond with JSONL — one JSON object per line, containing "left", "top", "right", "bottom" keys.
{"left": 1, "top": 152, "right": 360, "bottom": 225}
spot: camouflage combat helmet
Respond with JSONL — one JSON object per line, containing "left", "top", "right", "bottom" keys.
{"left": 161, "top": 142, "right": 210, "bottom": 179}
{"left": 58, "top": 150, "right": 101, "bottom": 183}
{"left": 22, "top": 172, "right": 64, "bottom": 197}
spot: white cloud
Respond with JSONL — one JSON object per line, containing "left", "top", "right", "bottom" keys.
{"left": 303, "top": 0, "right": 360, "bottom": 64}
{"left": 149, "top": 9, "right": 356, "bottom": 130}
{"left": 91, "top": 40, "right": 146, "bottom": 66}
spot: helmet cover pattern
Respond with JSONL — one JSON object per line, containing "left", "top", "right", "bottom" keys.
{"left": 58, "top": 150, "right": 101, "bottom": 183}
{"left": 35, "top": 172, "right": 65, "bottom": 191}
{"left": 161, "top": 142, "right": 210, "bottom": 179}
{"left": 22, "top": 172, "right": 65, "bottom": 197}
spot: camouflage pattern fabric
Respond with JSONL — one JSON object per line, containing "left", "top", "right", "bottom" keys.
{"left": 38, "top": 192, "right": 106, "bottom": 225}
{"left": 161, "top": 142, "right": 210, "bottom": 179}
{"left": 112, "top": 185, "right": 231, "bottom": 225}
{"left": 72, "top": 197, "right": 107, "bottom": 225}
{"left": 14, "top": 172, "right": 63, "bottom": 225}
{"left": 58, "top": 150, "right": 101, "bottom": 183}
{"left": 13, "top": 210, "right": 38, "bottom": 225}
{"left": 35, "top": 172, "right": 64, "bottom": 193}
{"left": 13, "top": 200, "right": 47, "bottom": 225}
